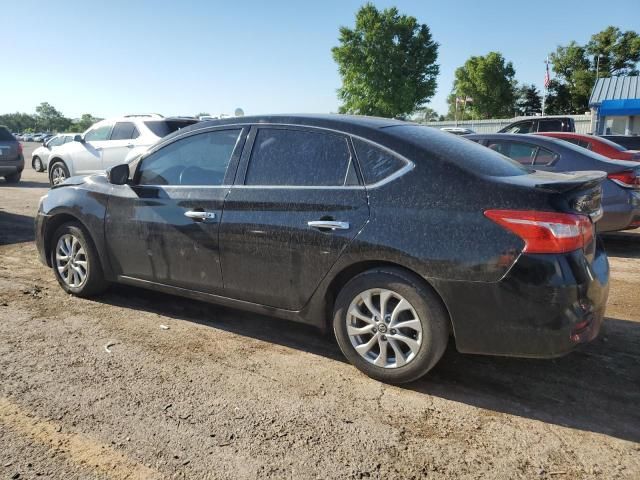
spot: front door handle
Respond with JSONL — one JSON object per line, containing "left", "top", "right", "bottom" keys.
{"left": 185, "top": 210, "right": 216, "bottom": 221}
{"left": 308, "top": 220, "right": 350, "bottom": 231}
{"left": 126, "top": 143, "right": 135, "bottom": 148}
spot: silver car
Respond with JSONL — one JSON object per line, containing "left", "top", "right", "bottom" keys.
{"left": 31, "top": 133, "right": 78, "bottom": 172}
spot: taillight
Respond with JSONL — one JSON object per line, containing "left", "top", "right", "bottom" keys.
{"left": 484, "top": 210, "right": 593, "bottom": 254}
{"left": 608, "top": 170, "right": 640, "bottom": 189}
{"left": 17, "top": 143, "right": 23, "bottom": 155}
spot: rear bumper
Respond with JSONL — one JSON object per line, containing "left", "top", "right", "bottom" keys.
{"left": 0, "top": 154, "right": 24, "bottom": 176}
{"left": 599, "top": 190, "right": 640, "bottom": 232}
{"left": 431, "top": 243, "right": 609, "bottom": 358}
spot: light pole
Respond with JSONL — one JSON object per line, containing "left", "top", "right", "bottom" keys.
{"left": 595, "top": 54, "right": 604, "bottom": 80}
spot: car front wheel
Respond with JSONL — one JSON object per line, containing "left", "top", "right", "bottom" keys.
{"left": 50, "top": 223, "right": 108, "bottom": 297}
{"left": 49, "top": 161, "right": 70, "bottom": 186}
{"left": 333, "top": 268, "right": 449, "bottom": 384}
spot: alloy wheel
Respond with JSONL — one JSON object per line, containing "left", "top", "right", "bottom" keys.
{"left": 346, "top": 289, "right": 423, "bottom": 368}
{"left": 33, "top": 157, "right": 42, "bottom": 171}
{"left": 51, "top": 164, "right": 66, "bottom": 185}
{"left": 55, "top": 234, "right": 88, "bottom": 288}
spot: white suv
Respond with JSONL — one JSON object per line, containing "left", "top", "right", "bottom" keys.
{"left": 47, "top": 114, "right": 197, "bottom": 185}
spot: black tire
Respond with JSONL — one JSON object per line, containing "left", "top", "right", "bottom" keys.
{"left": 50, "top": 222, "right": 108, "bottom": 297}
{"left": 333, "top": 267, "right": 449, "bottom": 384}
{"left": 49, "top": 161, "right": 70, "bottom": 186}
{"left": 33, "top": 156, "right": 44, "bottom": 172}
{"left": 4, "top": 171, "right": 21, "bottom": 183}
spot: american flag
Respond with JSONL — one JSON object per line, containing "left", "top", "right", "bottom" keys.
{"left": 544, "top": 59, "right": 551, "bottom": 88}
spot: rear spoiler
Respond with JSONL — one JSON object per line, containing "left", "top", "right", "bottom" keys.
{"left": 500, "top": 170, "right": 606, "bottom": 194}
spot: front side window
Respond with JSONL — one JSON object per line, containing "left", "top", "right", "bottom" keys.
{"left": 352, "top": 138, "right": 406, "bottom": 185}
{"left": 111, "top": 122, "right": 140, "bottom": 140}
{"left": 48, "top": 136, "right": 64, "bottom": 147}
{"left": 137, "top": 129, "right": 241, "bottom": 186}
{"left": 506, "top": 122, "right": 533, "bottom": 134}
{"left": 85, "top": 124, "right": 113, "bottom": 141}
{"left": 245, "top": 128, "right": 356, "bottom": 186}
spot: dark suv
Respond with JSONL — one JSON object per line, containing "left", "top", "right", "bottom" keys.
{"left": 35, "top": 115, "right": 609, "bottom": 383}
{"left": 499, "top": 117, "right": 575, "bottom": 134}
{"left": 0, "top": 126, "right": 24, "bottom": 183}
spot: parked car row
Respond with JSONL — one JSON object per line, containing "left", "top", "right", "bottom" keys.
{"left": 15, "top": 132, "right": 52, "bottom": 142}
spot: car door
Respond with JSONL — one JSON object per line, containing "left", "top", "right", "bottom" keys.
{"left": 104, "top": 127, "right": 245, "bottom": 295}
{"left": 74, "top": 122, "right": 113, "bottom": 175}
{"left": 102, "top": 121, "right": 140, "bottom": 169}
{"left": 218, "top": 126, "right": 370, "bottom": 310}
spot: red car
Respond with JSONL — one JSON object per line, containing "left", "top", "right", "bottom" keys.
{"left": 535, "top": 132, "right": 640, "bottom": 161}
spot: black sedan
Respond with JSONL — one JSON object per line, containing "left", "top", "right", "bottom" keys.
{"left": 35, "top": 115, "right": 609, "bottom": 383}
{"left": 467, "top": 133, "right": 640, "bottom": 232}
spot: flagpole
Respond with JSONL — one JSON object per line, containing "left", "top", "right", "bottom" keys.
{"left": 542, "top": 56, "right": 549, "bottom": 116}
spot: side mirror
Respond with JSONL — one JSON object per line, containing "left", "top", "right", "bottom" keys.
{"left": 73, "top": 134, "right": 85, "bottom": 143}
{"left": 106, "top": 164, "right": 130, "bottom": 185}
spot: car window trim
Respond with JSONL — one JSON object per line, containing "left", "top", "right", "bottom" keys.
{"left": 234, "top": 125, "right": 412, "bottom": 190}
{"left": 236, "top": 125, "right": 358, "bottom": 188}
{"left": 132, "top": 126, "right": 248, "bottom": 187}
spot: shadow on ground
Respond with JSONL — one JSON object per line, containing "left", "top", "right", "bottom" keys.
{"left": 601, "top": 232, "right": 640, "bottom": 259}
{"left": 96, "top": 283, "right": 640, "bottom": 444}
{"left": 0, "top": 179, "right": 49, "bottom": 189}
{"left": 0, "top": 211, "right": 35, "bottom": 245}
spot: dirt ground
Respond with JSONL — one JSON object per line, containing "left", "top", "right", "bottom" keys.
{"left": 1, "top": 144, "right": 639, "bottom": 479}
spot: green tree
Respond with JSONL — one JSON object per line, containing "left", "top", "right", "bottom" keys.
{"left": 410, "top": 106, "right": 439, "bottom": 122}
{"left": 0, "top": 112, "right": 37, "bottom": 132}
{"left": 549, "top": 41, "right": 594, "bottom": 113}
{"left": 332, "top": 3, "right": 439, "bottom": 117}
{"left": 451, "top": 52, "right": 516, "bottom": 119}
{"left": 549, "top": 27, "right": 640, "bottom": 113}
{"left": 444, "top": 93, "right": 474, "bottom": 121}
{"left": 544, "top": 80, "right": 573, "bottom": 115}
{"left": 34, "top": 102, "right": 71, "bottom": 132}
{"left": 69, "top": 114, "right": 100, "bottom": 132}
{"left": 587, "top": 26, "right": 640, "bottom": 76}
{"left": 515, "top": 84, "right": 542, "bottom": 115}
{"left": 195, "top": 112, "right": 211, "bottom": 117}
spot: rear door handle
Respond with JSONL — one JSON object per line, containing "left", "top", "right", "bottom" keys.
{"left": 307, "top": 220, "right": 350, "bottom": 231}
{"left": 185, "top": 210, "right": 216, "bottom": 221}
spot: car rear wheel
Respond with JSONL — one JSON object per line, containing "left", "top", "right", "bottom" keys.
{"left": 33, "top": 156, "right": 44, "bottom": 172}
{"left": 49, "top": 161, "right": 69, "bottom": 186}
{"left": 50, "top": 223, "right": 108, "bottom": 297}
{"left": 333, "top": 268, "right": 449, "bottom": 384}
{"left": 4, "top": 171, "right": 21, "bottom": 183}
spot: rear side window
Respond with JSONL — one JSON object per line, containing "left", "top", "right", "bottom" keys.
{"left": 137, "top": 129, "right": 241, "bottom": 186}
{"left": 533, "top": 147, "right": 558, "bottom": 165}
{"left": 111, "top": 122, "right": 140, "bottom": 140}
{"left": 0, "top": 127, "right": 14, "bottom": 141}
{"left": 538, "top": 120, "right": 563, "bottom": 132}
{"left": 352, "top": 138, "right": 407, "bottom": 185}
{"left": 245, "top": 128, "right": 357, "bottom": 186}
{"left": 508, "top": 142, "right": 537, "bottom": 165}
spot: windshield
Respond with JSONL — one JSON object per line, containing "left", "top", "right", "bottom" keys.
{"left": 386, "top": 125, "right": 530, "bottom": 177}
{"left": 144, "top": 120, "right": 197, "bottom": 138}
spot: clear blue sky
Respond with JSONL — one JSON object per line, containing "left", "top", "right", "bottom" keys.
{"left": 1, "top": 0, "right": 638, "bottom": 119}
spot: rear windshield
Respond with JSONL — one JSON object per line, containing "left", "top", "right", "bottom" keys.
{"left": 386, "top": 125, "right": 529, "bottom": 177}
{"left": 144, "top": 120, "right": 197, "bottom": 138}
{"left": 0, "top": 127, "right": 15, "bottom": 141}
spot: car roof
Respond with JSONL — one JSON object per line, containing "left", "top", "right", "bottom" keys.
{"left": 162, "top": 114, "right": 408, "bottom": 141}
